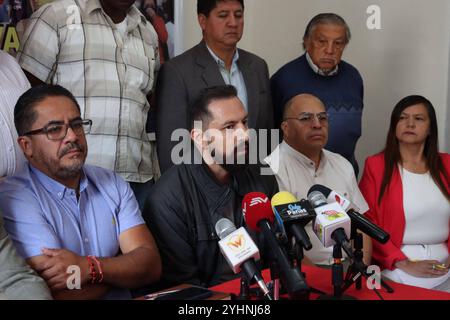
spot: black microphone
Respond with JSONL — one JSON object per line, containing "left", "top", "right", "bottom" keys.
{"left": 243, "top": 192, "right": 310, "bottom": 299}
{"left": 271, "top": 191, "right": 315, "bottom": 250}
{"left": 308, "top": 184, "right": 390, "bottom": 244}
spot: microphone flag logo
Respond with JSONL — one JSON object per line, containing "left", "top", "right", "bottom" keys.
{"left": 335, "top": 194, "right": 342, "bottom": 204}
{"left": 227, "top": 234, "right": 246, "bottom": 252}
{"left": 249, "top": 197, "right": 269, "bottom": 207}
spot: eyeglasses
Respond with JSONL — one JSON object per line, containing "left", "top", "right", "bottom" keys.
{"left": 284, "top": 112, "right": 329, "bottom": 124}
{"left": 24, "top": 119, "right": 93, "bottom": 141}
{"left": 312, "top": 38, "right": 346, "bottom": 51}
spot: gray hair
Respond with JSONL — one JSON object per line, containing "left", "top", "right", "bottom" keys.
{"left": 302, "top": 13, "right": 351, "bottom": 50}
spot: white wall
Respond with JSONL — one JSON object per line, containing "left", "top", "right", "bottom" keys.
{"left": 180, "top": 0, "right": 450, "bottom": 166}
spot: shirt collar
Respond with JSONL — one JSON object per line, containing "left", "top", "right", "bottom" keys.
{"left": 281, "top": 141, "right": 328, "bottom": 172}
{"left": 87, "top": 0, "right": 147, "bottom": 30}
{"left": 29, "top": 163, "right": 88, "bottom": 200}
{"left": 206, "top": 45, "right": 240, "bottom": 69}
{"left": 305, "top": 52, "right": 339, "bottom": 76}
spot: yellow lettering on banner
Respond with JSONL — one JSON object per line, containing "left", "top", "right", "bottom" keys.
{"left": 3, "top": 26, "right": 20, "bottom": 52}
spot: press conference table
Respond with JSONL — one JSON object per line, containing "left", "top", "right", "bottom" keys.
{"left": 210, "top": 265, "right": 450, "bottom": 300}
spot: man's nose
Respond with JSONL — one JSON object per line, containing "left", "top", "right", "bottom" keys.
{"left": 227, "top": 15, "right": 238, "bottom": 27}
{"left": 63, "top": 125, "right": 78, "bottom": 142}
{"left": 311, "top": 116, "right": 322, "bottom": 129}
{"left": 324, "top": 41, "right": 336, "bottom": 54}
{"left": 235, "top": 123, "right": 249, "bottom": 140}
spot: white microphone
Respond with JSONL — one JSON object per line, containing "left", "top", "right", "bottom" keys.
{"left": 309, "top": 184, "right": 390, "bottom": 244}
{"left": 215, "top": 218, "right": 272, "bottom": 300}
{"left": 307, "top": 191, "right": 353, "bottom": 259}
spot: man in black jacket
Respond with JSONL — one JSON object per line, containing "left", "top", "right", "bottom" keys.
{"left": 144, "top": 85, "right": 278, "bottom": 288}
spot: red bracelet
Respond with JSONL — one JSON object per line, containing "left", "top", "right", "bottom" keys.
{"left": 86, "top": 256, "right": 97, "bottom": 284}
{"left": 89, "top": 255, "right": 104, "bottom": 284}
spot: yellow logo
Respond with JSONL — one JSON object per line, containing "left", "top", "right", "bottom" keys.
{"left": 227, "top": 234, "right": 245, "bottom": 252}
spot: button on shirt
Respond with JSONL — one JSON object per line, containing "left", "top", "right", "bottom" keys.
{"left": 0, "top": 163, "right": 145, "bottom": 299}
{"left": 16, "top": 0, "right": 160, "bottom": 183}
{"left": 265, "top": 141, "right": 369, "bottom": 265}
{"left": 206, "top": 45, "right": 248, "bottom": 111}
{"left": 0, "top": 51, "right": 28, "bottom": 178}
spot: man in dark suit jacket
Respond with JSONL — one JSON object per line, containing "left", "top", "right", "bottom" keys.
{"left": 156, "top": 0, "right": 273, "bottom": 173}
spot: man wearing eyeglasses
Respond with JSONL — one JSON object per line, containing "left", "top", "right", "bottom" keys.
{"left": 264, "top": 93, "right": 371, "bottom": 267}
{"left": 271, "top": 13, "right": 363, "bottom": 177}
{"left": 0, "top": 85, "right": 161, "bottom": 299}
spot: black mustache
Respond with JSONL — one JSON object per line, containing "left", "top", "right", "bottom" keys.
{"left": 59, "top": 143, "right": 84, "bottom": 158}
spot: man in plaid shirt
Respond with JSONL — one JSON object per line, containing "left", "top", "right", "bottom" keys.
{"left": 17, "top": 0, "right": 160, "bottom": 208}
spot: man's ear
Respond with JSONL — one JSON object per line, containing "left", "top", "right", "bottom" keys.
{"left": 191, "top": 127, "right": 204, "bottom": 149}
{"left": 281, "top": 121, "right": 289, "bottom": 140}
{"left": 17, "top": 136, "right": 33, "bottom": 159}
{"left": 198, "top": 14, "right": 207, "bottom": 32}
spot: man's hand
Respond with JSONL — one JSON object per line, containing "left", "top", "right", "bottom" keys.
{"left": 395, "top": 259, "right": 449, "bottom": 278}
{"left": 32, "top": 248, "right": 89, "bottom": 292}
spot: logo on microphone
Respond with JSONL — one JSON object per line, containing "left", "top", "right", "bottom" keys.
{"left": 227, "top": 234, "right": 245, "bottom": 252}
{"left": 335, "top": 194, "right": 342, "bottom": 205}
{"left": 249, "top": 197, "right": 269, "bottom": 207}
{"left": 322, "top": 210, "right": 345, "bottom": 221}
{"left": 286, "top": 204, "right": 308, "bottom": 216}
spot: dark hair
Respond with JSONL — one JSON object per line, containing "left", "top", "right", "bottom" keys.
{"left": 189, "top": 85, "right": 238, "bottom": 130}
{"left": 197, "top": 0, "right": 244, "bottom": 16}
{"left": 303, "top": 13, "right": 351, "bottom": 50}
{"left": 379, "top": 95, "right": 450, "bottom": 203}
{"left": 14, "top": 84, "right": 81, "bottom": 136}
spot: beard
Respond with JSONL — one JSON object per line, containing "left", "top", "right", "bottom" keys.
{"left": 56, "top": 142, "right": 86, "bottom": 178}
{"left": 217, "top": 141, "right": 249, "bottom": 174}
{"left": 36, "top": 142, "right": 87, "bottom": 181}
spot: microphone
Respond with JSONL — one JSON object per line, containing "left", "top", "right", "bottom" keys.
{"left": 242, "top": 192, "right": 310, "bottom": 299}
{"left": 215, "top": 218, "right": 272, "bottom": 300}
{"left": 307, "top": 190, "right": 353, "bottom": 259}
{"left": 308, "top": 185, "right": 390, "bottom": 244}
{"left": 271, "top": 191, "right": 315, "bottom": 251}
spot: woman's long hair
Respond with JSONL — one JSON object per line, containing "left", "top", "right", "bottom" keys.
{"left": 379, "top": 95, "right": 450, "bottom": 204}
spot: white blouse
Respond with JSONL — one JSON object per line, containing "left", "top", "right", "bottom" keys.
{"left": 382, "top": 167, "right": 450, "bottom": 289}
{"left": 402, "top": 168, "right": 450, "bottom": 248}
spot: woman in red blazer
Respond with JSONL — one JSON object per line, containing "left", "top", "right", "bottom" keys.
{"left": 359, "top": 95, "right": 450, "bottom": 291}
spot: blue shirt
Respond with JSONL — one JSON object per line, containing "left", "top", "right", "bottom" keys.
{"left": 206, "top": 45, "right": 249, "bottom": 111}
{"left": 0, "top": 163, "right": 145, "bottom": 299}
{"left": 271, "top": 54, "right": 364, "bottom": 174}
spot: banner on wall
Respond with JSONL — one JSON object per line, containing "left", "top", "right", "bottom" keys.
{"left": 0, "top": 0, "right": 183, "bottom": 58}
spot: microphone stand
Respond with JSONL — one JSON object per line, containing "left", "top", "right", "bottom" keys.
{"left": 235, "top": 277, "right": 251, "bottom": 300}
{"left": 268, "top": 261, "right": 281, "bottom": 300}
{"left": 293, "top": 240, "right": 326, "bottom": 296}
{"left": 317, "top": 244, "right": 356, "bottom": 300}
{"left": 341, "top": 231, "right": 394, "bottom": 299}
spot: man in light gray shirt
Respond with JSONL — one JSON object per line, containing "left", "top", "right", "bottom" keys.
{"left": 0, "top": 212, "right": 52, "bottom": 300}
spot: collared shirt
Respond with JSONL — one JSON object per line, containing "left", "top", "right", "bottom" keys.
{"left": 17, "top": 0, "right": 160, "bottom": 183}
{"left": 0, "top": 163, "right": 145, "bottom": 299}
{"left": 206, "top": 45, "right": 248, "bottom": 111}
{"left": 265, "top": 141, "right": 369, "bottom": 265}
{"left": 306, "top": 52, "right": 339, "bottom": 76}
{"left": 0, "top": 51, "right": 28, "bottom": 178}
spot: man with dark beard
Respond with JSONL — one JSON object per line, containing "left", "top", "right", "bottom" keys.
{"left": 143, "top": 85, "right": 278, "bottom": 288}
{"left": 0, "top": 85, "right": 161, "bottom": 299}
